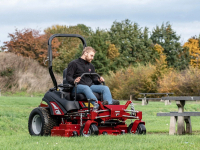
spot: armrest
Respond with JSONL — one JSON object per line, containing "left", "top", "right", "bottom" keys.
{"left": 63, "top": 84, "right": 74, "bottom": 89}
{"left": 58, "top": 83, "right": 74, "bottom": 92}
{"left": 58, "top": 84, "right": 74, "bottom": 89}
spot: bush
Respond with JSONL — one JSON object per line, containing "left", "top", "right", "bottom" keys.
{"left": 0, "top": 52, "right": 62, "bottom": 94}
{"left": 0, "top": 67, "right": 14, "bottom": 77}
{"left": 158, "top": 67, "right": 200, "bottom": 96}
{"left": 105, "top": 63, "right": 200, "bottom": 100}
{"left": 105, "top": 64, "right": 157, "bottom": 100}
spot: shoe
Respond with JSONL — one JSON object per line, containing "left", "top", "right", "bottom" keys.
{"left": 102, "top": 100, "right": 108, "bottom": 105}
{"left": 112, "top": 99, "right": 120, "bottom": 105}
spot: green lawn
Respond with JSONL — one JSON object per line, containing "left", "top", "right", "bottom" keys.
{"left": 1, "top": 96, "right": 200, "bottom": 150}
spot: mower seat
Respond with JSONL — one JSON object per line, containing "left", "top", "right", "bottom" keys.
{"left": 63, "top": 68, "right": 102, "bottom": 101}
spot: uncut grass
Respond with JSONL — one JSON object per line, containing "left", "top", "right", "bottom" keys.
{"left": 1, "top": 96, "right": 200, "bottom": 149}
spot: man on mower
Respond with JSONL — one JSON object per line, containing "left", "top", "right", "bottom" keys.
{"left": 66, "top": 46, "right": 119, "bottom": 106}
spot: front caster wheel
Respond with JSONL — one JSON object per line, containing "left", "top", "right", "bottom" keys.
{"left": 128, "top": 123, "right": 146, "bottom": 135}
{"left": 80, "top": 123, "right": 99, "bottom": 137}
{"left": 73, "top": 131, "right": 78, "bottom": 137}
{"left": 102, "top": 131, "right": 108, "bottom": 135}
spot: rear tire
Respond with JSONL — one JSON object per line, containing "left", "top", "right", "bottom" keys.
{"left": 80, "top": 123, "right": 99, "bottom": 137}
{"left": 28, "top": 107, "right": 58, "bottom": 136}
{"left": 128, "top": 123, "right": 146, "bottom": 135}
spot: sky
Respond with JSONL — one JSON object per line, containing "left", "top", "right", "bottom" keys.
{"left": 1, "top": 0, "right": 200, "bottom": 47}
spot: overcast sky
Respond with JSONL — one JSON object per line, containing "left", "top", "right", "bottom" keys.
{"left": 1, "top": 0, "right": 200, "bottom": 47}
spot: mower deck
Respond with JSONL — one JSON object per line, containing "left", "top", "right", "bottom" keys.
{"left": 49, "top": 101, "right": 144, "bottom": 137}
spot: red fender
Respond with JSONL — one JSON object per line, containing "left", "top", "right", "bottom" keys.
{"left": 83, "top": 120, "right": 98, "bottom": 134}
{"left": 131, "top": 120, "right": 145, "bottom": 133}
{"left": 49, "top": 102, "right": 64, "bottom": 115}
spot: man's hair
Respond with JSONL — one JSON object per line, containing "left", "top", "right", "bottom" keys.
{"left": 82, "top": 47, "right": 96, "bottom": 55}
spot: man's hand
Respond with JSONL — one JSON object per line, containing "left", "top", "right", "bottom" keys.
{"left": 98, "top": 76, "right": 105, "bottom": 83}
{"left": 74, "top": 77, "right": 81, "bottom": 84}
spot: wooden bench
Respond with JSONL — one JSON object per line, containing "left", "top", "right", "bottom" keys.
{"left": 139, "top": 93, "right": 174, "bottom": 105}
{"left": 157, "top": 112, "right": 200, "bottom": 135}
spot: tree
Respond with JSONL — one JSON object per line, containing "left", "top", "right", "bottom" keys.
{"left": 109, "top": 19, "right": 159, "bottom": 67}
{"left": 183, "top": 38, "right": 200, "bottom": 67}
{"left": 150, "top": 22, "right": 190, "bottom": 70}
{"left": 3, "top": 28, "right": 60, "bottom": 65}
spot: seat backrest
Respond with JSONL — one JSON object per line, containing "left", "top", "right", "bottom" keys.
{"left": 63, "top": 68, "right": 68, "bottom": 84}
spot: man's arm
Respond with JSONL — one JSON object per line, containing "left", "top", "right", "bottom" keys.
{"left": 66, "top": 62, "right": 76, "bottom": 85}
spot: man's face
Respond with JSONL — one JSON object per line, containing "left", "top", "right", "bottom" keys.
{"left": 85, "top": 51, "right": 95, "bottom": 63}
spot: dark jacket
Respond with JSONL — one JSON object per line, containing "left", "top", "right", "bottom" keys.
{"left": 66, "top": 58, "right": 100, "bottom": 86}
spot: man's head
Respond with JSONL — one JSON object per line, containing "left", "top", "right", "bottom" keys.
{"left": 81, "top": 47, "right": 96, "bottom": 63}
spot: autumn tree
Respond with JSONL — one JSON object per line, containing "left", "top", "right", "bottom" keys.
{"left": 151, "top": 44, "right": 168, "bottom": 82}
{"left": 3, "top": 28, "right": 60, "bottom": 65}
{"left": 183, "top": 38, "right": 200, "bottom": 67}
{"left": 107, "top": 43, "right": 120, "bottom": 60}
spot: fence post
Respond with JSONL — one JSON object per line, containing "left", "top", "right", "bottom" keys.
{"left": 165, "top": 94, "right": 171, "bottom": 105}
{"left": 142, "top": 94, "right": 147, "bottom": 105}
{"left": 130, "top": 95, "right": 132, "bottom": 101}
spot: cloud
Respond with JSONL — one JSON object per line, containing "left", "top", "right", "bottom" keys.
{"left": 173, "top": 21, "right": 200, "bottom": 44}
{"left": 2, "top": 0, "right": 199, "bottom": 25}
{"left": 0, "top": 0, "right": 200, "bottom": 46}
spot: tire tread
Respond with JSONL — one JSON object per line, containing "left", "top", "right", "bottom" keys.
{"left": 28, "top": 107, "right": 58, "bottom": 136}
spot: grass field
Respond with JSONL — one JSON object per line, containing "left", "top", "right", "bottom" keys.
{"left": 1, "top": 96, "right": 200, "bottom": 150}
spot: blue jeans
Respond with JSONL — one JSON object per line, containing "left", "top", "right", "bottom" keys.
{"left": 72, "top": 84, "right": 113, "bottom": 104}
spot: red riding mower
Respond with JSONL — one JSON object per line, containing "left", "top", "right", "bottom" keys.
{"left": 28, "top": 34, "right": 146, "bottom": 137}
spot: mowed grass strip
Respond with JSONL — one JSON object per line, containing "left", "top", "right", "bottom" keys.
{"left": 1, "top": 96, "right": 200, "bottom": 149}
{"left": 1, "top": 134, "right": 200, "bottom": 150}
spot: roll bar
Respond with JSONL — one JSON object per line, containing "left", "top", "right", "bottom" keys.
{"left": 48, "top": 34, "right": 87, "bottom": 90}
